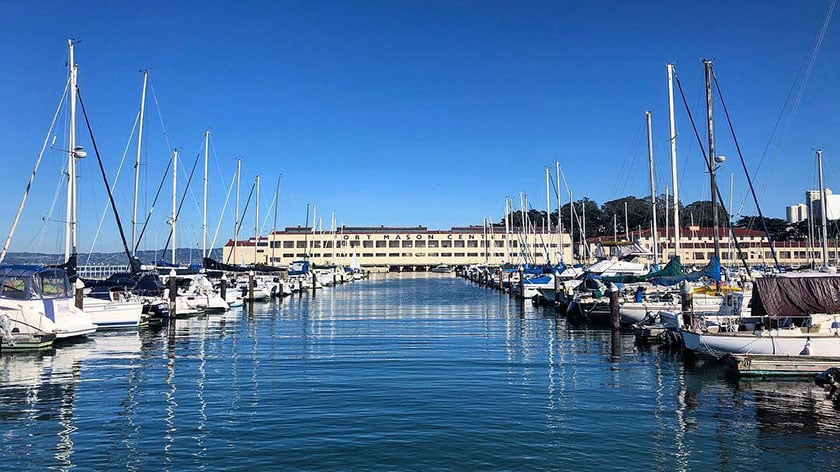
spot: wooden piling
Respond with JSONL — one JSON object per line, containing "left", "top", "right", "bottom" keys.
{"left": 312, "top": 271, "right": 317, "bottom": 298}
{"left": 248, "top": 271, "right": 255, "bottom": 302}
{"left": 220, "top": 274, "right": 227, "bottom": 301}
{"left": 681, "top": 281, "right": 693, "bottom": 328}
{"left": 74, "top": 279, "right": 84, "bottom": 310}
{"left": 609, "top": 283, "right": 620, "bottom": 331}
{"left": 168, "top": 269, "right": 177, "bottom": 317}
{"left": 518, "top": 269, "right": 525, "bottom": 303}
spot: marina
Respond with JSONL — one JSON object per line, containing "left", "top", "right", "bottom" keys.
{"left": 0, "top": 273, "right": 838, "bottom": 470}
{"left": 2, "top": 1, "right": 840, "bottom": 469}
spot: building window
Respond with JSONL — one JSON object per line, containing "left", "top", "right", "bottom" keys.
{"left": 441, "top": 241, "right": 452, "bottom": 248}
{"left": 363, "top": 253, "right": 373, "bottom": 257}
{"left": 428, "top": 252, "right": 439, "bottom": 257}
{"left": 376, "top": 253, "right": 386, "bottom": 257}
{"left": 428, "top": 241, "right": 439, "bottom": 248}
{"left": 694, "top": 252, "right": 703, "bottom": 259}
{"left": 415, "top": 240, "right": 426, "bottom": 248}
{"left": 415, "top": 252, "right": 426, "bottom": 257}
{"left": 283, "top": 241, "right": 294, "bottom": 248}
{"left": 402, "top": 252, "right": 412, "bottom": 257}
{"left": 283, "top": 253, "right": 295, "bottom": 258}
{"left": 363, "top": 241, "right": 373, "bottom": 248}
{"left": 454, "top": 252, "right": 465, "bottom": 257}
{"left": 454, "top": 241, "right": 465, "bottom": 248}
{"left": 296, "top": 241, "right": 306, "bottom": 248}
{"left": 350, "top": 241, "right": 360, "bottom": 248}
{"left": 376, "top": 240, "right": 387, "bottom": 248}
{"left": 401, "top": 240, "right": 413, "bottom": 248}
{"left": 389, "top": 253, "right": 400, "bottom": 257}
{"left": 467, "top": 252, "right": 478, "bottom": 257}
{"left": 467, "top": 240, "right": 478, "bottom": 248}
{"left": 442, "top": 252, "right": 452, "bottom": 257}
{"left": 389, "top": 241, "right": 400, "bottom": 248}
{"left": 324, "top": 241, "right": 333, "bottom": 248}
{"left": 494, "top": 241, "right": 504, "bottom": 248}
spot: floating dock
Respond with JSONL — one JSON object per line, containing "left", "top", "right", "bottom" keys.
{"left": 725, "top": 354, "right": 840, "bottom": 377}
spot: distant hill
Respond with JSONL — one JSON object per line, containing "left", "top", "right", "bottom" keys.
{"left": 3, "top": 248, "right": 224, "bottom": 266}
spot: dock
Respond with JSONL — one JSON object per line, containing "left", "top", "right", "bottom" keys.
{"left": 724, "top": 354, "right": 840, "bottom": 377}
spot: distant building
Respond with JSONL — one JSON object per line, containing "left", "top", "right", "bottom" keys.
{"left": 786, "top": 203, "right": 807, "bottom": 223}
{"left": 223, "top": 225, "right": 573, "bottom": 270}
{"left": 805, "top": 188, "right": 840, "bottom": 222}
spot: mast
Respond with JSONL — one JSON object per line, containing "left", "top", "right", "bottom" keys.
{"left": 581, "top": 199, "right": 587, "bottom": 261}
{"left": 703, "top": 59, "right": 722, "bottom": 281}
{"left": 233, "top": 158, "right": 241, "bottom": 264}
{"left": 818, "top": 149, "right": 830, "bottom": 267}
{"left": 645, "top": 110, "right": 659, "bottom": 263}
{"left": 545, "top": 167, "right": 550, "bottom": 241}
{"left": 555, "top": 161, "right": 563, "bottom": 262}
{"left": 569, "top": 190, "right": 574, "bottom": 262}
{"left": 667, "top": 63, "right": 681, "bottom": 259}
{"left": 65, "top": 39, "right": 79, "bottom": 262}
{"left": 664, "top": 187, "right": 670, "bottom": 257}
{"left": 483, "top": 217, "right": 489, "bottom": 264}
{"left": 131, "top": 70, "right": 148, "bottom": 258}
{"left": 272, "top": 175, "right": 281, "bottom": 266}
{"left": 202, "top": 129, "right": 209, "bottom": 259}
{"left": 330, "top": 211, "right": 336, "bottom": 265}
{"left": 254, "top": 175, "right": 260, "bottom": 265}
{"left": 171, "top": 149, "right": 178, "bottom": 265}
{"left": 504, "top": 197, "right": 510, "bottom": 264}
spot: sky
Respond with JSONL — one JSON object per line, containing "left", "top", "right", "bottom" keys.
{"left": 0, "top": 0, "right": 838, "bottom": 255}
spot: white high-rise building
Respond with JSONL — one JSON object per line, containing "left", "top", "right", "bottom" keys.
{"left": 786, "top": 203, "right": 807, "bottom": 223}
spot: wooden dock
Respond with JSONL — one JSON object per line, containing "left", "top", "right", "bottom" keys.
{"left": 725, "top": 354, "right": 840, "bottom": 377}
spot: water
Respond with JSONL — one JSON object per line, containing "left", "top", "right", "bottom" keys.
{"left": 1, "top": 274, "right": 839, "bottom": 471}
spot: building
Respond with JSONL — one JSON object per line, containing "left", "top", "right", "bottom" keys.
{"left": 786, "top": 203, "right": 807, "bottom": 224}
{"left": 223, "top": 225, "right": 574, "bottom": 270}
{"left": 628, "top": 226, "right": 835, "bottom": 268}
{"left": 805, "top": 188, "right": 840, "bottom": 222}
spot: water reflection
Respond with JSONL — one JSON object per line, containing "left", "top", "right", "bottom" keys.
{"left": 0, "top": 275, "right": 837, "bottom": 470}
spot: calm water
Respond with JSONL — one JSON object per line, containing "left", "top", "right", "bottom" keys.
{"left": 1, "top": 273, "right": 839, "bottom": 471}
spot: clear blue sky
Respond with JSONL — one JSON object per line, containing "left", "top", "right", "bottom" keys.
{"left": 0, "top": 0, "right": 838, "bottom": 255}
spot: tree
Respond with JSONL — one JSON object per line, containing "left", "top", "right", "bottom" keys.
{"left": 734, "top": 216, "right": 795, "bottom": 241}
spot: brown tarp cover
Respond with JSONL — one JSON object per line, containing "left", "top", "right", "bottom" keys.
{"left": 751, "top": 275, "right": 840, "bottom": 317}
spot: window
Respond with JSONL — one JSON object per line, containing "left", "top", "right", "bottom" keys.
{"left": 454, "top": 252, "right": 465, "bottom": 257}
{"left": 296, "top": 241, "right": 306, "bottom": 248}
{"left": 389, "top": 241, "right": 400, "bottom": 248}
{"left": 441, "top": 252, "right": 452, "bottom": 257}
{"left": 428, "top": 252, "right": 439, "bottom": 257}
{"left": 283, "top": 241, "right": 294, "bottom": 248}
{"left": 363, "top": 253, "right": 373, "bottom": 257}
{"left": 376, "top": 240, "right": 387, "bottom": 248}
{"left": 401, "top": 240, "right": 413, "bottom": 248}
{"left": 402, "top": 252, "right": 412, "bottom": 257}
{"left": 494, "top": 241, "right": 504, "bottom": 248}
{"left": 467, "top": 240, "right": 478, "bottom": 248}
{"left": 415, "top": 240, "right": 426, "bottom": 248}
{"left": 363, "top": 241, "right": 373, "bottom": 248}
{"left": 467, "top": 252, "right": 478, "bottom": 257}
{"left": 441, "top": 241, "right": 452, "bottom": 248}
{"left": 324, "top": 241, "right": 333, "bottom": 248}
{"left": 389, "top": 252, "right": 400, "bottom": 257}
{"left": 454, "top": 241, "right": 465, "bottom": 248}
{"left": 415, "top": 252, "right": 426, "bottom": 257}
{"left": 283, "top": 253, "right": 295, "bottom": 258}
{"left": 428, "top": 241, "right": 439, "bottom": 248}
{"left": 350, "top": 241, "right": 360, "bottom": 248}
{"left": 376, "top": 253, "right": 386, "bottom": 257}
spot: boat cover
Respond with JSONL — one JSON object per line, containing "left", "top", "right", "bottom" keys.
{"left": 751, "top": 275, "right": 840, "bottom": 318}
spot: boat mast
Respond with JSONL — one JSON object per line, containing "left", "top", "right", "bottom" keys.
{"left": 704, "top": 59, "right": 722, "bottom": 289}
{"left": 569, "top": 190, "right": 574, "bottom": 262}
{"left": 545, "top": 168, "right": 551, "bottom": 255}
{"left": 504, "top": 197, "right": 510, "bottom": 264}
{"left": 170, "top": 149, "right": 178, "bottom": 265}
{"left": 645, "top": 110, "right": 659, "bottom": 264}
{"left": 666, "top": 63, "right": 680, "bottom": 260}
{"left": 202, "top": 129, "right": 209, "bottom": 259}
{"left": 331, "top": 211, "right": 336, "bottom": 265}
{"left": 818, "top": 149, "right": 830, "bottom": 268}
{"left": 132, "top": 70, "right": 148, "bottom": 258}
{"left": 254, "top": 175, "right": 260, "bottom": 265}
{"left": 272, "top": 175, "right": 281, "bottom": 266}
{"left": 233, "top": 158, "right": 241, "bottom": 264}
{"left": 555, "top": 161, "right": 563, "bottom": 262}
{"left": 65, "top": 39, "right": 79, "bottom": 263}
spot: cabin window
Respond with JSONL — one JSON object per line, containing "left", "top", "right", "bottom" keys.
{"left": 1, "top": 276, "right": 28, "bottom": 299}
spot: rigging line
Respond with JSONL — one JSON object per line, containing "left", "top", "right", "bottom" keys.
{"left": 85, "top": 111, "right": 140, "bottom": 265}
{"left": 77, "top": 87, "right": 135, "bottom": 269}
{"left": 209, "top": 170, "right": 237, "bottom": 252}
{"left": 672, "top": 68, "right": 752, "bottom": 278}
{"left": 148, "top": 80, "right": 174, "bottom": 153}
{"left": 160, "top": 150, "right": 202, "bottom": 259}
{"left": 134, "top": 157, "right": 172, "bottom": 255}
{"left": 260, "top": 192, "right": 278, "bottom": 236}
{"left": 0, "top": 75, "right": 70, "bottom": 263}
{"left": 610, "top": 119, "right": 645, "bottom": 199}
{"left": 755, "top": 0, "right": 836, "bottom": 192}
{"left": 712, "top": 69, "right": 780, "bottom": 270}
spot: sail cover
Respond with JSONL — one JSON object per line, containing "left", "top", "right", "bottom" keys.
{"left": 751, "top": 274, "right": 840, "bottom": 317}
